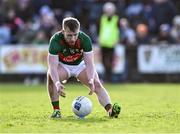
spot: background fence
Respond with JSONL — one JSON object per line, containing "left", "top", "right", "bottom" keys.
{"left": 1, "top": 44, "right": 180, "bottom": 83}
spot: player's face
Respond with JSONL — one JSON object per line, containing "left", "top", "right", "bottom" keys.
{"left": 63, "top": 27, "right": 79, "bottom": 45}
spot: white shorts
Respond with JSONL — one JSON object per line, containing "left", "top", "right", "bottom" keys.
{"left": 59, "top": 61, "right": 86, "bottom": 78}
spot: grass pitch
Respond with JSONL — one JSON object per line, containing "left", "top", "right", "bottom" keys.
{"left": 0, "top": 83, "right": 180, "bottom": 133}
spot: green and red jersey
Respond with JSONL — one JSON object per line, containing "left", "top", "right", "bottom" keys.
{"left": 49, "top": 31, "right": 92, "bottom": 65}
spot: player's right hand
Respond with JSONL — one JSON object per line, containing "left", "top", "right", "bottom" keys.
{"left": 55, "top": 81, "right": 66, "bottom": 97}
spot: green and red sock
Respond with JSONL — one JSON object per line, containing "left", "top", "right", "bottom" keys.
{"left": 51, "top": 101, "right": 60, "bottom": 110}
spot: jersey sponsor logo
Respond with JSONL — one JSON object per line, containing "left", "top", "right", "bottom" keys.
{"left": 63, "top": 49, "right": 67, "bottom": 53}
{"left": 69, "top": 48, "right": 76, "bottom": 54}
{"left": 58, "top": 53, "right": 82, "bottom": 63}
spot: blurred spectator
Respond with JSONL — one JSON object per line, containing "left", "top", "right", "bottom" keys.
{"left": 98, "top": 2, "right": 120, "bottom": 82}
{"left": 15, "top": 0, "right": 34, "bottom": 22}
{"left": 38, "top": 5, "right": 58, "bottom": 39}
{"left": 32, "top": 30, "right": 48, "bottom": 45}
{"left": 119, "top": 18, "right": 136, "bottom": 46}
{"left": 5, "top": 9, "right": 22, "bottom": 43}
{"left": 151, "top": 0, "right": 177, "bottom": 33}
{"left": 171, "top": 0, "right": 180, "bottom": 13}
{"left": 63, "top": 11, "right": 74, "bottom": 18}
{"left": 0, "top": 0, "right": 17, "bottom": 17}
{"left": 0, "top": 17, "right": 11, "bottom": 44}
{"left": 51, "top": 0, "right": 77, "bottom": 22}
{"left": 126, "top": 0, "right": 144, "bottom": 17}
{"left": 155, "top": 24, "right": 175, "bottom": 44}
{"left": 78, "top": 7, "right": 92, "bottom": 41}
{"left": 16, "top": 21, "right": 36, "bottom": 44}
{"left": 0, "top": 0, "right": 179, "bottom": 45}
{"left": 125, "top": 0, "right": 147, "bottom": 29}
{"left": 142, "top": 0, "right": 156, "bottom": 33}
{"left": 32, "top": 0, "right": 51, "bottom": 14}
{"left": 135, "top": 23, "right": 152, "bottom": 44}
{"left": 171, "top": 15, "right": 180, "bottom": 43}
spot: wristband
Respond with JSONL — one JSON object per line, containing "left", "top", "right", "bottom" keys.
{"left": 55, "top": 81, "right": 61, "bottom": 87}
{"left": 88, "top": 79, "right": 93, "bottom": 84}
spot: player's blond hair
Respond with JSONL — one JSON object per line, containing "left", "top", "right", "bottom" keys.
{"left": 62, "top": 17, "right": 80, "bottom": 32}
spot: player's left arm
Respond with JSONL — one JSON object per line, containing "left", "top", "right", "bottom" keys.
{"left": 82, "top": 33, "right": 95, "bottom": 82}
{"left": 83, "top": 51, "right": 95, "bottom": 82}
{"left": 83, "top": 51, "right": 95, "bottom": 95}
{"left": 82, "top": 33, "right": 95, "bottom": 94}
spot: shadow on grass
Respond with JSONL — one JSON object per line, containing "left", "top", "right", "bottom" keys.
{"left": 50, "top": 115, "right": 110, "bottom": 123}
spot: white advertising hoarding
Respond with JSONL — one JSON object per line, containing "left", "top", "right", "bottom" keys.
{"left": 93, "top": 45, "right": 125, "bottom": 74}
{"left": 138, "top": 45, "right": 180, "bottom": 73}
{"left": 0, "top": 45, "right": 48, "bottom": 73}
{"left": 0, "top": 44, "right": 125, "bottom": 74}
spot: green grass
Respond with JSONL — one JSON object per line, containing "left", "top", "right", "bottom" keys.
{"left": 0, "top": 83, "right": 180, "bottom": 133}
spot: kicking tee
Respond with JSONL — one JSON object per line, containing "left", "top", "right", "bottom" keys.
{"left": 49, "top": 31, "right": 92, "bottom": 65}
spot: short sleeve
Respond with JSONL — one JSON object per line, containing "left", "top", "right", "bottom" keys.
{"left": 48, "top": 36, "right": 59, "bottom": 55}
{"left": 81, "top": 33, "right": 93, "bottom": 52}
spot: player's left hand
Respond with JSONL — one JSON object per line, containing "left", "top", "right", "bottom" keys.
{"left": 58, "top": 88, "right": 66, "bottom": 98}
{"left": 88, "top": 79, "right": 95, "bottom": 95}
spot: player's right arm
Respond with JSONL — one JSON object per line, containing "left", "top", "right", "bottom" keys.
{"left": 48, "top": 35, "right": 65, "bottom": 97}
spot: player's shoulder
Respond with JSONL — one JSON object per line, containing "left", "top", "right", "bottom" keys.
{"left": 78, "top": 31, "right": 91, "bottom": 41}
{"left": 50, "top": 31, "right": 63, "bottom": 42}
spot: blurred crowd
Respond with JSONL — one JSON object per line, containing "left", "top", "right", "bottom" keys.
{"left": 0, "top": 0, "right": 180, "bottom": 46}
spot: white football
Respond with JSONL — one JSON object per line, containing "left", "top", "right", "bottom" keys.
{"left": 72, "top": 96, "right": 92, "bottom": 118}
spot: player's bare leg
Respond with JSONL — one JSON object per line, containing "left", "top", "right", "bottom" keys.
{"left": 77, "top": 69, "right": 121, "bottom": 118}
{"left": 47, "top": 65, "right": 69, "bottom": 118}
{"left": 78, "top": 69, "right": 111, "bottom": 108}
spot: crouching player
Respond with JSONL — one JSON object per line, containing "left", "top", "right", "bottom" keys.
{"left": 47, "top": 17, "right": 121, "bottom": 118}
